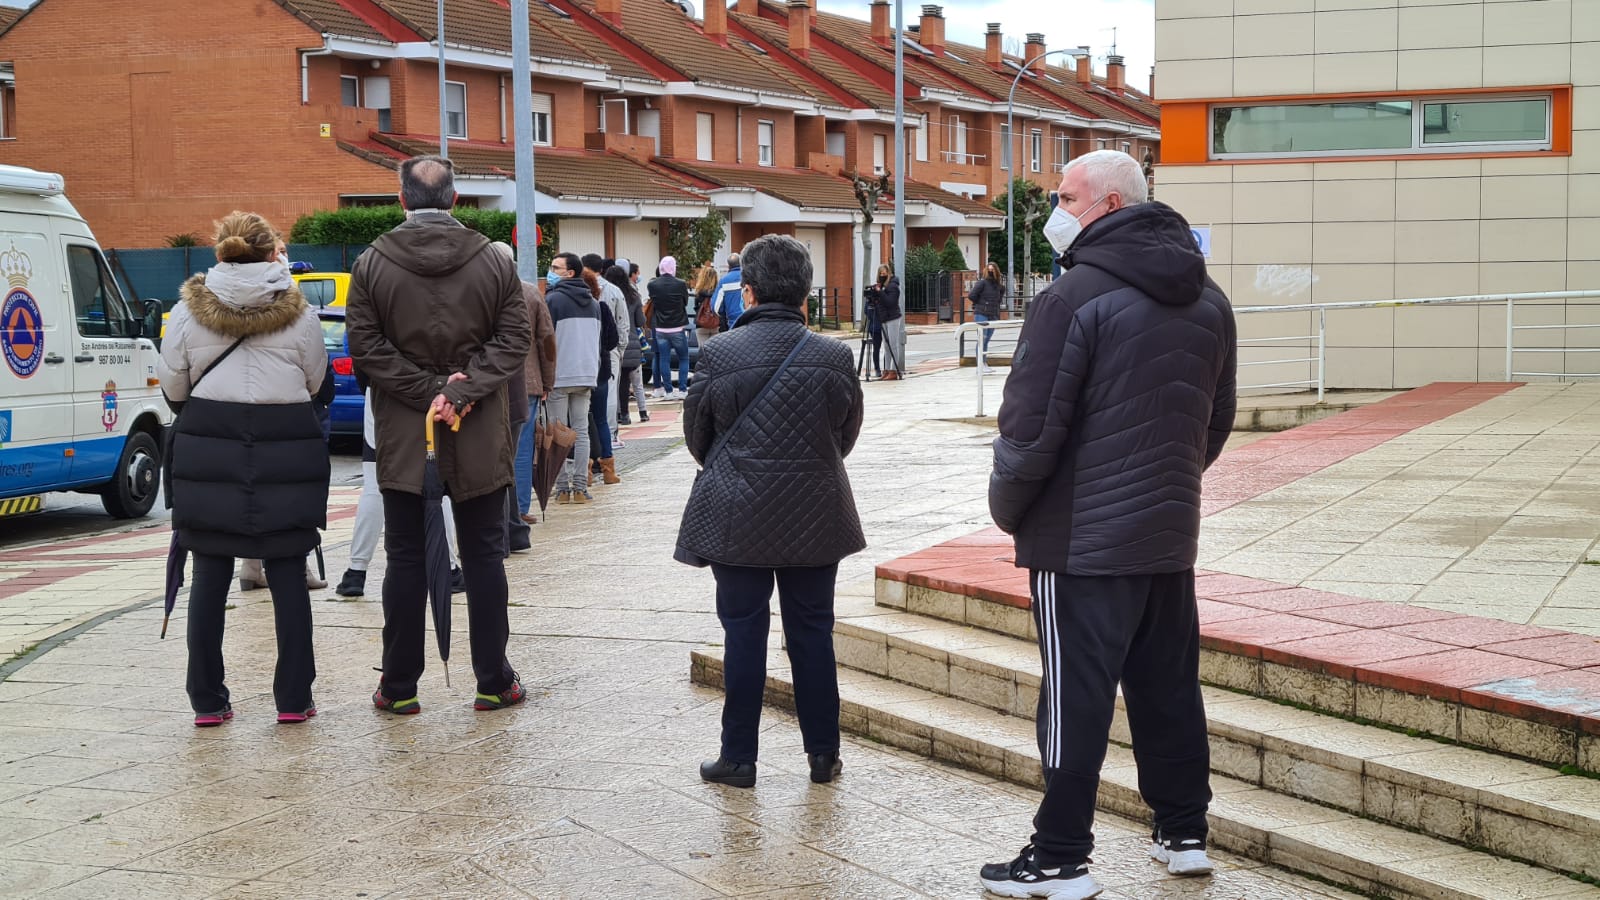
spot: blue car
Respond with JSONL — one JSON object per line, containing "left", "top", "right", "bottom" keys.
{"left": 318, "top": 307, "right": 363, "bottom": 437}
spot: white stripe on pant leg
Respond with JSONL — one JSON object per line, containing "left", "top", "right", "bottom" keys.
{"left": 1045, "top": 571, "right": 1062, "bottom": 769}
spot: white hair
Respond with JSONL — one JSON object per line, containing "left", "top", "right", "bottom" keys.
{"left": 1063, "top": 149, "right": 1148, "bottom": 205}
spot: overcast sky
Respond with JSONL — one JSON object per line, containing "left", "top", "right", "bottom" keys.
{"left": 816, "top": 0, "right": 1155, "bottom": 91}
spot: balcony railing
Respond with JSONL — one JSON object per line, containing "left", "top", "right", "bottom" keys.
{"left": 940, "top": 151, "right": 987, "bottom": 165}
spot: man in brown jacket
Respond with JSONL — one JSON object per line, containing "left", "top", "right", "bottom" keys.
{"left": 489, "top": 241, "right": 557, "bottom": 546}
{"left": 347, "top": 155, "right": 532, "bottom": 715}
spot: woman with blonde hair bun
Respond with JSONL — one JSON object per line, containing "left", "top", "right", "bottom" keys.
{"left": 691, "top": 263, "right": 720, "bottom": 350}
{"left": 158, "top": 211, "right": 329, "bottom": 727}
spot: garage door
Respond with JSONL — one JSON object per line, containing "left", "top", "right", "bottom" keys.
{"left": 615, "top": 220, "right": 659, "bottom": 278}
{"left": 557, "top": 218, "right": 604, "bottom": 257}
{"left": 795, "top": 226, "right": 827, "bottom": 290}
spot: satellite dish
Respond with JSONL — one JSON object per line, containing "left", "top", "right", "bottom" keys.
{"left": 677, "top": 0, "right": 699, "bottom": 20}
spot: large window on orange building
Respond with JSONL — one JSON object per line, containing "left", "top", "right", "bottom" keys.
{"left": 1211, "top": 94, "right": 1551, "bottom": 159}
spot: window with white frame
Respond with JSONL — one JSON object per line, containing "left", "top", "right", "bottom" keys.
{"left": 1031, "top": 129, "right": 1043, "bottom": 173}
{"left": 1054, "top": 133, "right": 1070, "bottom": 171}
{"left": 696, "top": 112, "right": 714, "bottom": 161}
{"left": 872, "top": 133, "right": 886, "bottom": 174}
{"left": 914, "top": 114, "right": 928, "bottom": 161}
{"left": 758, "top": 120, "right": 774, "bottom": 167}
{"left": 340, "top": 75, "right": 359, "bottom": 108}
{"left": 947, "top": 115, "right": 968, "bottom": 163}
{"left": 531, "top": 92, "right": 552, "bottom": 146}
{"left": 1210, "top": 95, "right": 1552, "bottom": 159}
{"left": 444, "top": 81, "right": 467, "bottom": 138}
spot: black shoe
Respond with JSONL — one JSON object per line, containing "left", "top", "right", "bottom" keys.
{"left": 509, "top": 532, "right": 531, "bottom": 554}
{"left": 639, "top": 410, "right": 650, "bottom": 422}
{"left": 698, "top": 757, "right": 756, "bottom": 788}
{"left": 979, "top": 845, "right": 1102, "bottom": 899}
{"left": 450, "top": 567, "right": 466, "bottom": 594}
{"left": 617, "top": 413, "right": 632, "bottom": 426}
{"left": 807, "top": 751, "right": 841, "bottom": 784}
{"left": 334, "top": 569, "right": 366, "bottom": 598}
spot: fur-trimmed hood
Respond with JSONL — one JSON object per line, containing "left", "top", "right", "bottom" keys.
{"left": 181, "top": 262, "right": 308, "bottom": 339}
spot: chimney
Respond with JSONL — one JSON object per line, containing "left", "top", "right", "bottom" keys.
{"left": 704, "top": 0, "right": 727, "bottom": 43}
{"left": 870, "top": 0, "right": 890, "bottom": 45}
{"left": 596, "top": 0, "right": 621, "bottom": 24}
{"left": 1149, "top": 66, "right": 1155, "bottom": 97}
{"left": 1025, "top": 33, "right": 1045, "bottom": 74}
{"left": 1075, "top": 48, "right": 1091, "bottom": 85}
{"left": 918, "top": 4, "right": 944, "bottom": 55}
{"left": 737, "top": 0, "right": 759, "bottom": 13}
{"left": 787, "top": 0, "right": 811, "bottom": 55}
{"left": 984, "top": 23, "right": 1002, "bottom": 69}
{"left": 1107, "top": 53, "right": 1125, "bottom": 93}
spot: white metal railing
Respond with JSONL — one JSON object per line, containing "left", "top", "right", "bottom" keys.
{"left": 1236, "top": 291, "right": 1600, "bottom": 401}
{"left": 953, "top": 292, "right": 1600, "bottom": 416}
{"left": 940, "top": 150, "right": 988, "bottom": 165}
{"left": 955, "top": 319, "right": 1026, "bottom": 416}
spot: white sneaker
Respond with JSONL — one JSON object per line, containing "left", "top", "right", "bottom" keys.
{"left": 981, "top": 365, "right": 999, "bottom": 374}
{"left": 1150, "top": 838, "right": 1213, "bottom": 876}
{"left": 651, "top": 388, "right": 665, "bottom": 400}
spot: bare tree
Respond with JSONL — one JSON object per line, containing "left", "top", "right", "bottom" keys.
{"left": 851, "top": 171, "right": 891, "bottom": 319}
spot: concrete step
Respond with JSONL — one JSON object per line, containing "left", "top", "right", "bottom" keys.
{"left": 690, "top": 646, "right": 1600, "bottom": 900}
{"left": 824, "top": 593, "right": 1600, "bottom": 885}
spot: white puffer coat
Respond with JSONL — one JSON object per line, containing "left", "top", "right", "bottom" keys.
{"left": 158, "top": 261, "right": 326, "bottom": 403}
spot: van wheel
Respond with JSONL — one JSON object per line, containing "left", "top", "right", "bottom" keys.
{"left": 101, "top": 431, "right": 160, "bottom": 519}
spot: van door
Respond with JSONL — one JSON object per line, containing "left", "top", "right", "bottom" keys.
{"left": 0, "top": 216, "right": 70, "bottom": 493}
{"left": 61, "top": 240, "right": 142, "bottom": 484}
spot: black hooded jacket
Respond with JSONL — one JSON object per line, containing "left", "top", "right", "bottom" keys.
{"left": 989, "top": 202, "right": 1237, "bottom": 575}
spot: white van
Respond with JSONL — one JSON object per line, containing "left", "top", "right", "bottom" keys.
{"left": 0, "top": 164, "right": 170, "bottom": 519}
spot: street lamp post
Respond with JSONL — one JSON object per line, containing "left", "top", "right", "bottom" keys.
{"left": 438, "top": 0, "right": 449, "bottom": 159}
{"left": 892, "top": 0, "right": 906, "bottom": 337}
{"left": 1006, "top": 48, "right": 1086, "bottom": 308}
{"left": 509, "top": 0, "right": 538, "bottom": 282}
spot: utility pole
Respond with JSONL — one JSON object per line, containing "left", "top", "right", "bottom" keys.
{"left": 437, "top": 0, "right": 449, "bottom": 159}
{"left": 510, "top": 0, "right": 537, "bottom": 281}
{"left": 891, "top": 0, "right": 906, "bottom": 367}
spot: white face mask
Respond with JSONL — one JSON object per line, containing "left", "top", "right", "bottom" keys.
{"left": 1043, "top": 196, "right": 1108, "bottom": 254}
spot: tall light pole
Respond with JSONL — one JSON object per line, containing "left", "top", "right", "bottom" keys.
{"left": 1006, "top": 47, "right": 1086, "bottom": 307}
{"left": 891, "top": 0, "right": 906, "bottom": 365}
{"left": 437, "top": 0, "right": 449, "bottom": 159}
{"left": 510, "top": 0, "right": 538, "bottom": 281}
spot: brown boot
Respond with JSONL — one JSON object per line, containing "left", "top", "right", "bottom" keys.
{"left": 601, "top": 458, "right": 620, "bottom": 484}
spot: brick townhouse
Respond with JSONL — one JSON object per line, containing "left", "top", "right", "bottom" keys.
{"left": 0, "top": 0, "right": 1157, "bottom": 313}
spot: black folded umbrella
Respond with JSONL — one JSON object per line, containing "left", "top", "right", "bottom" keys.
{"left": 161, "top": 531, "right": 185, "bottom": 639}
{"left": 423, "top": 412, "right": 458, "bottom": 685}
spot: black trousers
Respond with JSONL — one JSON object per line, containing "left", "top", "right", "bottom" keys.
{"left": 1028, "top": 569, "right": 1211, "bottom": 868}
{"left": 186, "top": 554, "right": 314, "bottom": 714}
{"left": 379, "top": 486, "right": 515, "bottom": 699}
{"left": 505, "top": 423, "right": 530, "bottom": 549}
{"left": 712, "top": 563, "right": 841, "bottom": 764}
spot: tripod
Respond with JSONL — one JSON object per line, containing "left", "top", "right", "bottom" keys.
{"left": 856, "top": 322, "right": 902, "bottom": 382}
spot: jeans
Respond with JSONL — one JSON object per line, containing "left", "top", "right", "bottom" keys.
{"left": 187, "top": 554, "right": 314, "bottom": 714}
{"left": 655, "top": 330, "right": 689, "bottom": 392}
{"left": 973, "top": 313, "right": 995, "bottom": 354}
{"left": 351, "top": 461, "right": 458, "bottom": 571}
{"left": 545, "top": 387, "right": 591, "bottom": 493}
{"left": 506, "top": 414, "right": 531, "bottom": 545}
{"left": 378, "top": 486, "right": 515, "bottom": 699}
{"left": 1027, "top": 569, "right": 1211, "bottom": 867}
{"left": 590, "top": 379, "right": 613, "bottom": 458}
{"left": 513, "top": 396, "right": 539, "bottom": 516}
{"left": 620, "top": 366, "right": 646, "bottom": 419}
{"left": 712, "top": 562, "right": 841, "bottom": 763}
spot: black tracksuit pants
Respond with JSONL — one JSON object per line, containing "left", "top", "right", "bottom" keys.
{"left": 712, "top": 563, "right": 841, "bottom": 764}
{"left": 186, "top": 554, "right": 314, "bottom": 715}
{"left": 379, "top": 486, "right": 515, "bottom": 699}
{"left": 1028, "top": 569, "right": 1212, "bottom": 868}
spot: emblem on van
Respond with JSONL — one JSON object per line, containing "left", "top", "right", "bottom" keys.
{"left": 1, "top": 245, "right": 43, "bottom": 379}
{"left": 102, "top": 381, "right": 119, "bottom": 431}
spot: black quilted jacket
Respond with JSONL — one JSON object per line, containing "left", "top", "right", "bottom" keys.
{"left": 675, "top": 304, "right": 866, "bottom": 568}
{"left": 989, "top": 202, "right": 1237, "bottom": 575}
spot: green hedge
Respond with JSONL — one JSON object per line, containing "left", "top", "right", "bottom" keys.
{"left": 289, "top": 206, "right": 558, "bottom": 271}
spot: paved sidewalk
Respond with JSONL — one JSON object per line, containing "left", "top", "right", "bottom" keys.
{"left": 0, "top": 367, "right": 1361, "bottom": 899}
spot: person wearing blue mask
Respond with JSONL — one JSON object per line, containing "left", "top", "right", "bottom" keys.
{"left": 544, "top": 252, "right": 603, "bottom": 503}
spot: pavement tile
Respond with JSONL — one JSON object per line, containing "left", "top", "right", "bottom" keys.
{"left": 1217, "top": 588, "right": 1369, "bottom": 613}
{"left": 1357, "top": 649, "right": 1567, "bottom": 703}
{"left": 1294, "top": 601, "right": 1460, "bottom": 629}
{"left": 1201, "top": 614, "right": 1359, "bottom": 657}
{"left": 1480, "top": 632, "right": 1600, "bottom": 668}
{"left": 1387, "top": 616, "right": 1563, "bottom": 649}
{"left": 1261, "top": 630, "right": 1455, "bottom": 679}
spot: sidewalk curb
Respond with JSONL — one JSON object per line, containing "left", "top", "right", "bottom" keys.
{"left": 0, "top": 592, "right": 161, "bottom": 682}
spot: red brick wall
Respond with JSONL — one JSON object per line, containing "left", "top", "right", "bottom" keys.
{"left": 662, "top": 96, "right": 741, "bottom": 164}
{"left": 824, "top": 221, "right": 856, "bottom": 318}
{"left": 0, "top": 0, "right": 396, "bottom": 247}
{"left": 740, "top": 110, "right": 796, "bottom": 169}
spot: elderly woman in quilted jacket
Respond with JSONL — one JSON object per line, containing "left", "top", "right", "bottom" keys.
{"left": 676, "top": 234, "right": 865, "bottom": 790}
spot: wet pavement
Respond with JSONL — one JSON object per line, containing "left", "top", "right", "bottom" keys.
{"left": 0, "top": 363, "right": 1367, "bottom": 898}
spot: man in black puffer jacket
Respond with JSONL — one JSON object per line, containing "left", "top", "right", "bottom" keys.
{"left": 980, "top": 151, "right": 1236, "bottom": 900}
{"left": 676, "top": 235, "right": 865, "bottom": 791}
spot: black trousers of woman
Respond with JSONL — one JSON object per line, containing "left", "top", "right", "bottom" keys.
{"left": 712, "top": 563, "right": 840, "bottom": 763}
{"left": 186, "top": 554, "right": 315, "bottom": 714}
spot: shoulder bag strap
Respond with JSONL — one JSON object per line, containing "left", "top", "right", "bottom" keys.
{"left": 189, "top": 335, "right": 248, "bottom": 394}
{"left": 704, "top": 329, "right": 810, "bottom": 467}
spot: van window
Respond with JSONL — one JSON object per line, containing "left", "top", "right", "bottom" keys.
{"left": 67, "top": 245, "right": 135, "bottom": 337}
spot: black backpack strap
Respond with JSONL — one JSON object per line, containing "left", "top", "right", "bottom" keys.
{"left": 189, "top": 335, "right": 247, "bottom": 394}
